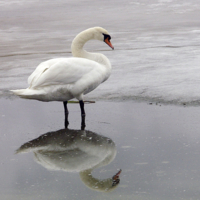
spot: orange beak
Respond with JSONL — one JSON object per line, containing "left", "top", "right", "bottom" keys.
{"left": 112, "top": 169, "right": 122, "bottom": 180}
{"left": 104, "top": 38, "right": 114, "bottom": 50}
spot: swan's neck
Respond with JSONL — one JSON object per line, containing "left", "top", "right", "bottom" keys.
{"left": 79, "top": 169, "right": 113, "bottom": 192}
{"left": 71, "top": 29, "right": 111, "bottom": 67}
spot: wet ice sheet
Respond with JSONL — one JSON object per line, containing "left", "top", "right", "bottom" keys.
{"left": 1, "top": 99, "right": 200, "bottom": 199}
{"left": 1, "top": 0, "right": 200, "bottom": 105}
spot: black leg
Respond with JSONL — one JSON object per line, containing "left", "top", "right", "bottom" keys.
{"left": 63, "top": 101, "right": 69, "bottom": 128}
{"left": 79, "top": 100, "right": 86, "bottom": 130}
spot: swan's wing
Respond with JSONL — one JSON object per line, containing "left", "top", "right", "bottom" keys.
{"left": 28, "top": 59, "right": 57, "bottom": 86}
{"left": 29, "top": 58, "right": 101, "bottom": 88}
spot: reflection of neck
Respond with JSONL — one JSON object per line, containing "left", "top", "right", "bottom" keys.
{"left": 79, "top": 169, "right": 113, "bottom": 192}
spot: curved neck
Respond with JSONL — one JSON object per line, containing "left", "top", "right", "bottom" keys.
{"left": 71, "top": 29, "right": 90, "bottom": 57}
{"left": 79, "top": 169, "right": 113, "bottom": 192}
{"left": 71, "top": 29, "right": 111, "bottom": 67}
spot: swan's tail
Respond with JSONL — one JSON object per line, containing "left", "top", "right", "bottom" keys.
{"left": 10, "top": 89, "right": 28, "bottom": 96}
{"left": 16, "top": 142, "right": 42, "bottom": 154}
{"left": 10, "top": 88, "right": 45, "bottom": 100}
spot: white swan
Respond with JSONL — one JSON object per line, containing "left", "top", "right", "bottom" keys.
{"left": 16, "top": 128, "right": 121, "bottom": 192}
{"left": 10, "top": 27, "right": 114, "bottom": 128}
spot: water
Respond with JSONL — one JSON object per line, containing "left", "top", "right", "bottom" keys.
{"left": 1, "top": 0, "right": 200, "bottom": 105}
{"left": 1, "top": 1, "right": 200, "bottom": 199}
{"left": 1, "top": 99, "right": 200, "bottom": 199}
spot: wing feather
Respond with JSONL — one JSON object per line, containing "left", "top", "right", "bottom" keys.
{"left": 29, "top": 58, "right": 101, "bottom": 89}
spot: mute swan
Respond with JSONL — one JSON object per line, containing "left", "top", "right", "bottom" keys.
{"left": 16, "top": 128, "right": 121, "bottom": 192}
{"left": 10, "top": 27, "right": 114, "bottom": 128}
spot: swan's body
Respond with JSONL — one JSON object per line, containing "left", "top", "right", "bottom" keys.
{"left": 10, "top": 27, "right": 114, "bottom": 128}
{"left": 16, "top": 128, "right": 121, "bottom": 192}
{"left": 16, "top": 57, "right": 110, "bottom": 101}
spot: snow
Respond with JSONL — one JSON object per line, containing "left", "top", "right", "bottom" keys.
{"left": 1, "top": 0, "right": 200, "bottom": 105}
{"left": 87, "top": 30, "right": 200, "bottom": 105}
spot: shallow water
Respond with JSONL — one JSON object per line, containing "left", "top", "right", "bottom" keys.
{"left": 1, "top": 99, "right": 200, "bottom": 199}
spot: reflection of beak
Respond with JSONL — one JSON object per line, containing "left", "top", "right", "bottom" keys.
{"left": 112, "top": 169, "right": 122, "bottom": 186}
{"left": 104, "top": 38, "right": 114, "bottom": 50}
{"left": 113, "top": 169, "right": 122, "bottom": 180}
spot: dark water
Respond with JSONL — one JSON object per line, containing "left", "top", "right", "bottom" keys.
{"left": 1, "top": 99, "right": 200, "bottom": 199}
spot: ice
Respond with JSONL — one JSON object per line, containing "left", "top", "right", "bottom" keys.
{"left": 1, "top": 0, "right": 200, "bottom": 105}
{"left": 87, "top": 30, "right": 200, "bottom": 105}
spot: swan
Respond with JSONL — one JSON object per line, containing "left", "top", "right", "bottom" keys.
{"left": 16, "top": 128, "right": 121, "bottom": 192}
{"left": 10, "top": 27, "right": 114, "bottom": 128}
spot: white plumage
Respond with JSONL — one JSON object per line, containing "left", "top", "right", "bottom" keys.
{"left": 10, "top": 27, "right": 114, "bottom": 127}
{"left": 11, "top": 27, "right": 113, "bottom": 102}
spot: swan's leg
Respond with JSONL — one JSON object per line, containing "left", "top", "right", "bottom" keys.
{"left": 79, "top": 100, "right": 86, "bottom": 130}
{"left": 63, "top": 101, "right": 69, "bottom": 128}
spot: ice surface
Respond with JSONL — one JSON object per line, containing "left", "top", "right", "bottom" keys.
{"left": 1, "top": 0, "right": 200, "bottom": 105}
{"left": 90, "top": 30, "right": 200, "bottom": 105}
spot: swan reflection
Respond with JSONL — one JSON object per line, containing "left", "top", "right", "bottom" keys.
{"left": 16, "top": 128, "right": 121, "bottom": 192}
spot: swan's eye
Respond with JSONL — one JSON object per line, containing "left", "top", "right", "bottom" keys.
{"left": 103, "top": 33, "right": 111, "bottom": 42}
{"left": 112, "top": 178, "right": 120, "bottom": 186}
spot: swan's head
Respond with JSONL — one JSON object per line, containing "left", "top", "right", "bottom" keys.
{"left": 112, "top": 169, "right": 122, "bottom": 187}
{"left": 80, "top": 169, "right": 122, "bottom": 192}
{"left": 91, "top": 27, "right": 114, "bottom": 50}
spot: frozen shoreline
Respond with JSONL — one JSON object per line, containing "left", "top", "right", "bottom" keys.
{"left": 1, "top": 1, "right": 200, "bottom": 106}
